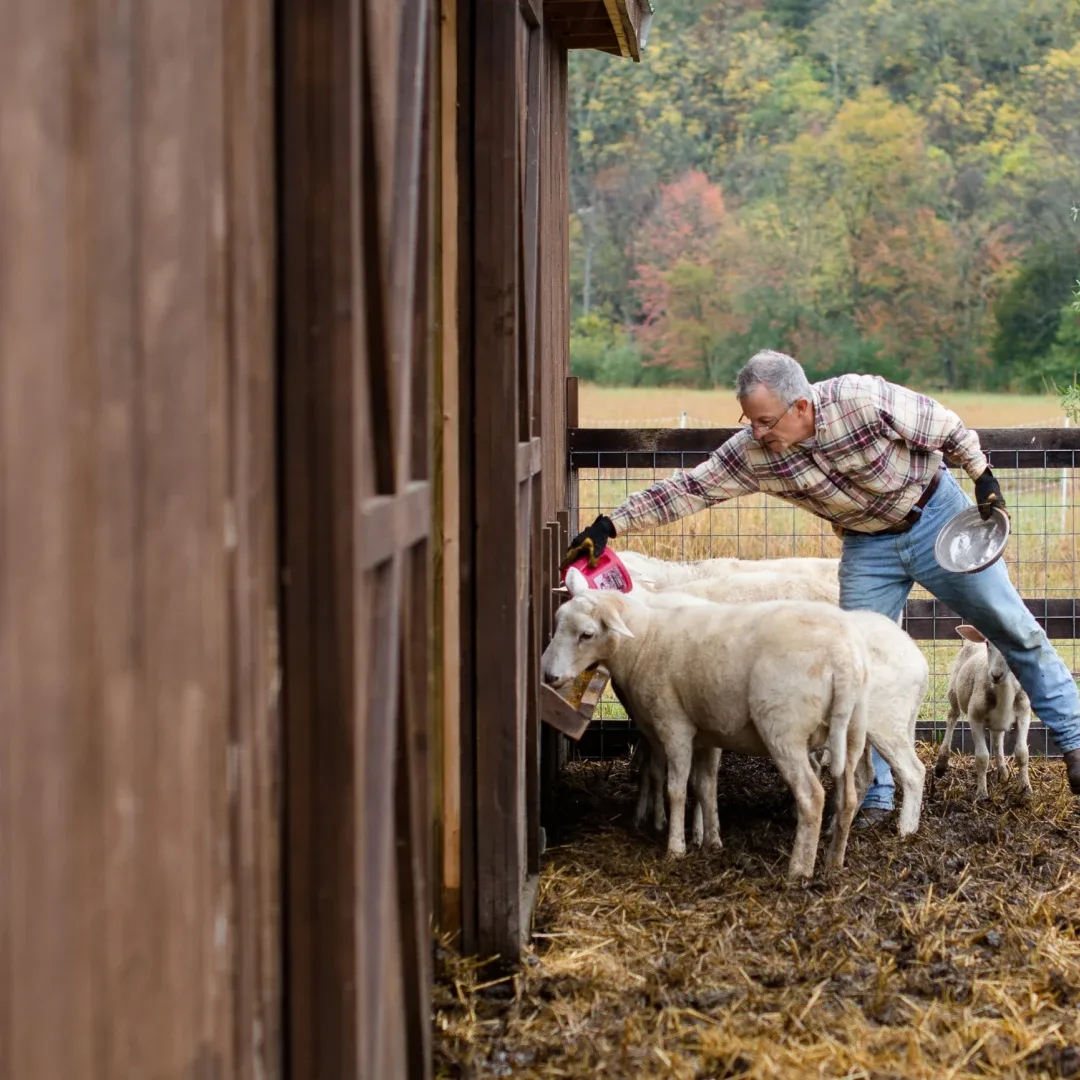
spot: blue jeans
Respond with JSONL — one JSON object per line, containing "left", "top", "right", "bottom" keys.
{"left": 839, "top": 468, "right": 1080, "bottom": 810}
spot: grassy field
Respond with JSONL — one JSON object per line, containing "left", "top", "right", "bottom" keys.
{"left": 578, "top": 385, "right": 1068, "bottom": 430}
{"left": 573, "top": 386, "right": 1080, "bottom": 736}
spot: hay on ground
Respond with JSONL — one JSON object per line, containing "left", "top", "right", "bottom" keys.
{"left": 434, "top": 748, "right": 1080, "bottom": 1079}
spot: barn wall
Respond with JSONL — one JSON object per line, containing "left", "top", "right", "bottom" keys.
{"left": 278, "top": 0, "right": 436, "bottom": 1077}
{"left": 0, "top": 2, "right": 279, "bottom": 1079}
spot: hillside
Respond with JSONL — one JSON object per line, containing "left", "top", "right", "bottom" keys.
{"left": 569, "top": 0, "right": 1080, "bottom": 391}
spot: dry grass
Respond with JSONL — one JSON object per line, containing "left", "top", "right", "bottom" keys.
{"left": 434, "top": 751, "right": 1080, "bottom": 1080}
{"left": 578, "top": 386, "right": 1068, "bottom": 430}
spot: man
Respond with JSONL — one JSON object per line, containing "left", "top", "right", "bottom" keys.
{"left": 563, "top": 350, "right": 1080, "bottom": 813}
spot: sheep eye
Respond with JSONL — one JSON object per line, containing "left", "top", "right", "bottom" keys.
{"left": 579, "top": 630, "right": 595, "bottom": 641}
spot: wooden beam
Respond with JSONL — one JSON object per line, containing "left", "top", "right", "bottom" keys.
{"left": 904, "top": 598, "right": 1080, "bottom": 640}
{"left": 472, "top": 0, "right": 526, "bottom": 964}
{"left": 562, "top": 32, "right": 620, "bottom": 49}
{"left": 357, "top": 482, "right": 431, "bottom": 570}
{"left": 436, "top": 0, "right": 463, "bottom": 941}
{"left": 517, "top": 437, "right": 542, "bottom": 482}
{"left": 544, "top": 0, "right": 608, "bottom": 20}
{"left": 518, "top": 0, "right": 543, "bottom": 27}
{"left": 569, "top": 426, "right": 1080, "bottom": 470}
{"left": 599, "top": 0, "right": 630, "bottom": 57}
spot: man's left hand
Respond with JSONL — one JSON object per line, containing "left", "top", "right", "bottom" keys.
{"left": 974, "top": 467, "right": 1006, "bottom": 521}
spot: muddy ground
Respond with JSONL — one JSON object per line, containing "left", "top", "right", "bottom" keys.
{"left": 434, "top": 748, "right": 1080, "bottom": 1079}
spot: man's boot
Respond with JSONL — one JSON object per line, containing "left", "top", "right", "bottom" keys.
{"left": 1065, "top": 748, "right": 1080, "bottom": 795}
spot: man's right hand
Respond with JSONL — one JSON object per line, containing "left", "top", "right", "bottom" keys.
{"left": 561, "top": 514, "right": 617, "bottom": 571}
{"left": 974, "top": 467, "right": 1006, "bottom": 521}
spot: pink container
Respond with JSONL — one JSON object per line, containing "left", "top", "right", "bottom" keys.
{"left": 560, "top": 547, "right": 634, "bottom": 593}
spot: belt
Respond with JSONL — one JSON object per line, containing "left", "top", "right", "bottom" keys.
{"left": 841, "top": 467, "right": 944, "bottom": 538}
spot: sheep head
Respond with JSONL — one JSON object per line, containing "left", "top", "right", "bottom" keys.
{"left": 540, "top": 568, "right": 635, "bottom": 688}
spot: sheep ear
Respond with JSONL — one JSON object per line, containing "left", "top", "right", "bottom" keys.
{"left": 602, "top": 605, "right": 635, "bottom": 639}
{"left": 565, "top": 567, "right": 590, "bottom": 598}
{"left": 551, "top": 585, "right": 569, "bottom": 594}
{"left": 956, "top": 624, "right": 986, "bottom": 644}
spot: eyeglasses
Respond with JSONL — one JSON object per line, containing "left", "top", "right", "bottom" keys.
{"left": 739, "top": 401, "right": 794, "bottom": 436}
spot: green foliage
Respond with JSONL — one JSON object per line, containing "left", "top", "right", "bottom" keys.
{"left": 991, "top": 244, "right": 1080, "bottom": 387}
{"left": 570, "top": 316, "right": 656, "bottom": 387}
{"left": 569, "top": 0, "right": 1080, "bottom": 391}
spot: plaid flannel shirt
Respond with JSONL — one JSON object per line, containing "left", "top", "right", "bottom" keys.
{"left": 608, "top": 374, "right": 989, "bottom": 536}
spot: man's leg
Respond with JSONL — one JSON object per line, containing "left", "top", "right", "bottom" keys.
{"left": 839, "top": 533, "right": 915, "bottom": 812}
{"left": 907, "top": 469, "right": 1080, "bottom": 788}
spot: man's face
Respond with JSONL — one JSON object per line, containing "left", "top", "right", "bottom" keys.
{"left": 739, "top": 384, "right": 814, "bottom": 451}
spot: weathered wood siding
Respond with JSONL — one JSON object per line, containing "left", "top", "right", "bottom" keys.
{"left": 0, "top": 2, "right": 279, "bottom": 1078}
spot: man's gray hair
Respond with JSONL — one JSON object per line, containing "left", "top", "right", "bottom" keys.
{"left": 735, "top": 350, "right": 813, "bottom": 406}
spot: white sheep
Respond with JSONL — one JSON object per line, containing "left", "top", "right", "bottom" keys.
{"left": 623, "top": 571, "right": 837, "bottom": 834}
{"left": 633, "top": 603, "right": 928, "bottom": 841}
{"left": 542, "top": 569, "right": 870, "bottom": 880}
{"left": 663, "top": 569, "right": 839, "bottom": 606}
{"left": 935, "top": 624, "right": 1032, "bottom": 800}
{"left": 618, "top": 549, "right": 839, "bottom": 592}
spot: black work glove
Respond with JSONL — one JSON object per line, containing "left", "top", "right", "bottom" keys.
{"left": 974, "top": 467, "right": 1006, "bottom": 520}
{"left": 561, "top": 514, "right": 617, "bottom": 571}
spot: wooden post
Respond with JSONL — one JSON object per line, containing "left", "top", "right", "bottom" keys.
{"left": 434, "top": 0, "right": 463, "bottom": 940}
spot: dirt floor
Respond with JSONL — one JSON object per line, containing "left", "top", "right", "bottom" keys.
{"left": 434, "top": 748, "right": 1080, "bottom": 1079}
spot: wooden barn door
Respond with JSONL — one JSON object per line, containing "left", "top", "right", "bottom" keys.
{"left": 458, "top": 0, "right": 547, "bottom": 963}
{"left": 279, "top": 0, "right": 434, "bottom": 1077}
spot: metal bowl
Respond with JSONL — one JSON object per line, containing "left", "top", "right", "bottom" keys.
{"left": 934, "top": 504, "right": 1010, "bottom": 574}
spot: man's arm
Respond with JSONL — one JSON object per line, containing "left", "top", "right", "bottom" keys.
{"left": 608, "top": 431, "right": 759, "bottom": 535}
{"left": 871, "top": 379, "right": 989, "bottom": 482}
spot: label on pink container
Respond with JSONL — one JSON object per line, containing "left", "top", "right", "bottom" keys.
{"left": 589, "top": 565, "right": 630, "bottom": 591}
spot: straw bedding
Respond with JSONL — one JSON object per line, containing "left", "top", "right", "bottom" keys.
{"left": 434, "top": 747, "right": 1080, "bottom": 1079}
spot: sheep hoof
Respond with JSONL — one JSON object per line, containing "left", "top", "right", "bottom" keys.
{"left": 996, "top": 766, "right": 1010, "bottom": 783}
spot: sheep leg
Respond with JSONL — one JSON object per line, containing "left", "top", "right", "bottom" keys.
{"left": 935, "top": 694, "right": 961, "bottom": 778}
{"left": 971, "top": 717, "right": 991, "bottom": 801}
{"left": 662, "top": 731, "right": 694, "bottom": 857}
{"left": 633, "top": 739, "right": 653, "bottom": 828}
{"left": 650, "top": 746, "right": 667, "bottom": 832}
{"left": 825, "top": 708, "right": 865, "bottom": 872}
{"left": 992, "top": 728, "right": 1009, "bottom": 783}
{"left": 1013, "top": 698, "right": 1032, "bottom": 795}
{"left": 869, "top": 732, "right": 926, "bottom": 837}
{"left": 763, "top": 743, "right": 825, "bottom": 881}
{"left": 690, "top": 746, "right": 722, "bottom": 850}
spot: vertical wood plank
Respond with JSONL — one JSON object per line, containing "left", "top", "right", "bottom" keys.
{"left": 435, "top": 0, "right": 463, "bottom": 939}
{"left": 279, "top": 0, "right": 360, "bottom": 1074}
{"left": 473, "top": 0, "right": 525, "bottom": 962}
{"left": 0, "top": 4, "right": 76, "bottom": 1074}
{"left": 223, "top": 0, "right": 280, "bottom": 1076}
{"left": 455, "top": 0, "right": 479, "bottom": 958}
{"left": 139, "top": 0, "right": 234, "bottom": 1069}
{"left": 88, "top": 2, "right": 147, "bottom": 1075}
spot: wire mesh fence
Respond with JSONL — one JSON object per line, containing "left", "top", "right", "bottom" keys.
{"left": 567, "top": 426, "right": 1080, "bottom": 762}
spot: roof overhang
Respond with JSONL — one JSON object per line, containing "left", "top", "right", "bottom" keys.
{"left": 544, "top": 0, "right": 655, "bottom": 61}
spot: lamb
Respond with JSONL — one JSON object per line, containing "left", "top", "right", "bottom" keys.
{"left": 633, "top": 602, "right": 928, "bottom": 841}
{"left": 541, "top": 568, "right": 870, "bottom": 880}
{"left": 934, "top": 625, "right": 1032, "bottom": 800}
{"left": 618, "top": 549, "right": 839, "bottom": 592}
